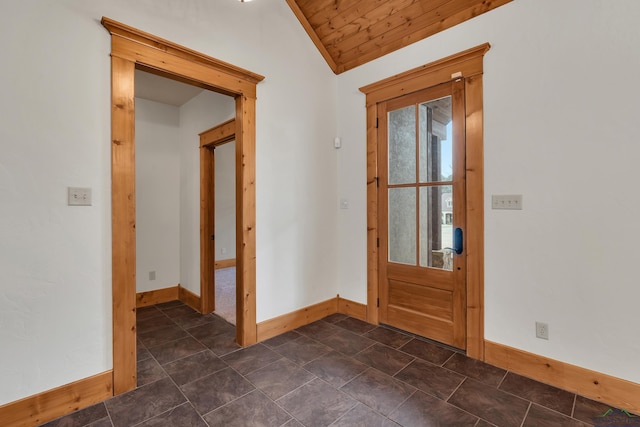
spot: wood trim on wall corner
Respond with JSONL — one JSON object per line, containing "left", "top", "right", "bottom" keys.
{"left": 485, "top": 340, "right": 640, "bottom": 414}
{"left": 337, "top": 296, "right": 367, "bottom": 321}
{"left": 256, "top": 298, "right": 338, "bottom": 342}
{"left": 135, "top": 286, "right": 179, "bottom": 308}
{"left": 214, "top": 258, "right": 237, "bottom": 270}
{"left": 178, "top": 285, "right": 201, "bottom": 312}
{"left": 256, "top": 297, "right": 369, "bottom": 342}
{"left": 0, "top": 371, "right": 113, "bottom": 427}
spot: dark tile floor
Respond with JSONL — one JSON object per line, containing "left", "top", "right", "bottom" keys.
{"left": 42, "top": 301, "right": 621, "bottom": 427}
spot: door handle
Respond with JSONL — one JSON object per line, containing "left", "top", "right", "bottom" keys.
{"left": 446, "top": 228, "right": 464, "bottom": 255}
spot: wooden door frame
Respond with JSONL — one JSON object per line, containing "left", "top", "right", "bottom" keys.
{"left": 199, "top": 119, "right": 236, "bottom": 314}
{"left": 360, "top": 43, "right": 489, "bottom": 360}
{"left": 102, "top": 17, "right": 264, "bottom": 395}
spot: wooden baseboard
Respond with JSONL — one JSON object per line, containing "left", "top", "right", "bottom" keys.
{"left": 136, "top": 286, "right": 179, "bottom": 308}
{"left": 256, "top": 296, "right": 369, "bottom": 342}
{"left": 257, "top": 298, "right": 339, "bottom": 342}
{"left": 485, "top": 340, "right": 640, "bottom": 414}
{"left": 214, "top": 258, "right": 236, "bottom": 270}
{"left": 178, "top": 285, "right": 201, "bottom": 312}
{"left": 337, "top": 296, "right": 367, "bottom": 321}
{"left": 0, "top": 371, "right": 113, "bottom": 427}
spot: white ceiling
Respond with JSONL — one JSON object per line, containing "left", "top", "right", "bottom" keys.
{"left": 135, "top": 69, "right": 204, "bottom": 106}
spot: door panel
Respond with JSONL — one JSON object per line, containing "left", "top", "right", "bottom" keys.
{"left": 378, "top": 81, "right": 466, "bottom": 349}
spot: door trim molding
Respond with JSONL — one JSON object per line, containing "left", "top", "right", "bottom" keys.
{"left": 359, "top": 43, "right": 490, "bottom": 360}
{"left": 199, "top": 119, "right": 236, "bottom": 314}
{"left": 102, "top": 17, "right": 264, "bottom": 395}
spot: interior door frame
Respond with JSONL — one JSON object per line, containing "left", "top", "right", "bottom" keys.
{"left": 102, "top": 17, "right": 264, "bottom": 395}
{"left": 360, "top": 43, "right": 490, "bottom": 360}
{"left": 199, "top": 119, "right": 236, "bottom": 314}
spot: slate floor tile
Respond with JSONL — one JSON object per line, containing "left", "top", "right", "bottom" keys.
{"left": 395, "top": 359, "right": 465, "bottom": 400}
{"left": 499, "top": 372, "right": 575, "bottom": 415}
{"left": 334, "top": 317, "right": 376, "bottom": 334}
{"left": 163, "top": 350, "right": 227, "bottom": 386}
{"left": 147, "top": 336, "right": 206, "bottom": 365}
{"left": 573, "top": 395, "right": 615, "bottom": 424}
{"left": 523, "top": 404, "right": 589, "bottom": 427}
{"left": 246, "top": 358, "right": 316, "bottom": 400}
{"left": 138, "top": 324, "right": 189, "bottom": 348}
{"left": 105, "top": 377, "right": 186, "bottom": 427}
{"left": 180, "top": 368, "right": 254, "bottom": 415}
{"left": 277, "top": 378, "right": 357, "bottom": 427}
{"left": 276, "top": 335, "right": 332, "bottom": 365}
{"left": 389, "top": 390, "right": 478, "bottom": 427}
{"left": 41, "top": 403, "right": 109, "bottom": 427}
{"left": 262, "top": 330, "right": 302, "bottom": 348}
{"left": 203, "top": 390, "right": 291, "bottom": 427}
{"left": 221, "top": 343, "right": 282, "bottom": 375}
{"left": 443, "top": 352, "right": 507, "bottom": 387}
{"left": 340, "top": 368, "right": 415, "bottom": 416}
{"left": 355, "top": 343, "right": 414, "bottom": 376}
{"left": 198, "top": 329, "right": 241, "bottom": 356}
{"left": 39, "top": 310, "right": 605, "bottom": 427}
{"left": 316, "top": 328, "right": 375, "bottom": 356}
{"left": 364, "top": 327, "right": 412, "bottom": 349}
{"left": 136, "top": 315, "right": 176, "bottom": 335}
{"left": 296, "top": 320, "right": 340, "bottom": 340}
{"left": 331, "top": 403, "right": 389, "bottom": 427}
{"left": 136, "top": 403, "right": 207, "bottom": 427}
{"left": 448, "top": 378, "right": 530, "bottom": 427}
{"left": 398, "top": 337, "right": 455, "bottom": 365}
{"left": 136, "top": 357, "right": 167, "bottom": 387}
{"left": 303, "top": 351, "right": 368, "bottom": 388}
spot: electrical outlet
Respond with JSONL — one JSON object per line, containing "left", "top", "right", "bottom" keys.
{"left": 221, "top": 247, "right": 227, "bottom": 255}
{"left": 536, "top": 321, "right": 549, "bottom": 340}
{"left": 149, "top": 271, "right": 156, "bottom": 281}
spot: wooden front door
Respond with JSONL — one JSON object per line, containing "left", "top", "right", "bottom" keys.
{"left": 378, "top": 81, "right": 467, "bottom": 349}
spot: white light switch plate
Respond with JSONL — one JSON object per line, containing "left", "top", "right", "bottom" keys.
{"left": 68, "top": 187, "right": 92, "bottom": 206}
{"left": 491, "top": 194, "right": 522, "bottom": 210}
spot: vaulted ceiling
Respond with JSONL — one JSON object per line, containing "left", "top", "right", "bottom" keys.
{"left": 286, "top": 0, "right": 512, "bottom": 74}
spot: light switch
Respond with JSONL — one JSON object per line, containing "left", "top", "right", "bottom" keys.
{"left": 340, "top": 198, "right": 349, "bottom": 209}
{"left": 68, "top": 187, "right": 92, "bottom": 206}
{"left": 491, "top": 194, "right": 522, "bottom": 210}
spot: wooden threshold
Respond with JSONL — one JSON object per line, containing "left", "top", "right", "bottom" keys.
{"left": 485, "top": 340, "right": 640, "bottom": 414}
{"left": 0, "top": 371, "right": 113, "bottom": 427}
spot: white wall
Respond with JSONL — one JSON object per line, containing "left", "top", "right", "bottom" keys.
{"left": 0, "top": 0, "right": 338, "bottom": 405}
{"left": 135, "top": 98, "right": 181, "bottom": 293}
{"left": 215, "top": 141, "right": 236, "bottom": 262}
{"left": 336, "top": 0, "right": 640, "bottom": 385}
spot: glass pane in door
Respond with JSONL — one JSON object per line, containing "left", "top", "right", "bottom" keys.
{"left": 419, "top": 96, "right": 452, "bottom": 184}
{"left": 419, "top": 185, "right": 453, "bottom": 270}
{"left": 388, "top": 106, "right": 416, "bottom": 185}
{"left": 389, "top": 187, "right": 416, "bottom": 265}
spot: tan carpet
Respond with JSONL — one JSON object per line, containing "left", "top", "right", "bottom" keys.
{"left": 214, "top": 267, "right": 236, "bottom": 325}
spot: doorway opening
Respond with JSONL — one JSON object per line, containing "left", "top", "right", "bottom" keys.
{"left": 103, "top": 17, "right": 264, "bottom": 395}
{"left": 199, "top": 119, "right": 238, "bottom": 325}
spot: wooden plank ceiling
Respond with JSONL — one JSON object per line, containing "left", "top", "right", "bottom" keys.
{"left": 286, "top": 0, "right": 512, "bottom": 74}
